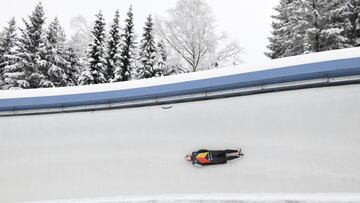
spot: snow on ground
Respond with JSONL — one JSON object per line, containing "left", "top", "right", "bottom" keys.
{"left": 1, "top": 47, "right": 360, "bottom": 99}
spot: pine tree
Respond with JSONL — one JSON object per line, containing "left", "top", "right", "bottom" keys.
{"left": 79, "top": 11, "right": 107, "bottom": 85}
{"left": 343, "top": 0, "right": 360, "bottom": 46}
{"left": 63, "top": 47, "right": 80, "bottom": 86}
{"left": 302, "top": 0, "right": 322, "bottom": 53}
{"left": 266, "top": 0, "right": 307, "bottom": 59}
{"left": 303, "top": 0, "right": 348, "bottom": 53}
{"left": 114, "top": 5, "right": 136, "bottom": 82}
{"left": 0, "top": 31, "right": 4, "bottom": 54}
{"left": 18, "top": 2, "right": 50, "bottom": 88}
{"left": 266, "top": 0, "right": 294, "bottom": 59}
{"left": 323, "top": 0, "right": 351, "bottom": 49}
{"left": 106, "top": 10, "right": 122, "bottom": 82}
{"left": 0, "top": 23, "right": 6, "bottom": 88}
{"left": 44, "top": 17, "right": 69, "bottom": 87}
{"left": 0, "top": 18, "right": 28, "bottom": 89}
{"left": 138, "top": 15, "right": 156, "bottom": 79}
{"left": 266, "top": 0, "right": 352, "bottom": 59}
{"left": 154, "top": 40, "right": 167, "bottom": 77}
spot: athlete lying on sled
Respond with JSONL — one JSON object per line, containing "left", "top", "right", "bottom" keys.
{"left": 185, "top": 149, "right": 244, "bottom": 167}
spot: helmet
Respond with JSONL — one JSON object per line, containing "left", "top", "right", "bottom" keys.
{"left": 185, "top": 154, "right": 192, "bottom": 161}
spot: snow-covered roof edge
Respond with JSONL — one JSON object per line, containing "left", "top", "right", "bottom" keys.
{"left": 1, "top": 47, "right": 360, "bottom": 99}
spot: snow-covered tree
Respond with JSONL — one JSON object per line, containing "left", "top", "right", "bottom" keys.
{"left": 114, "top": 5, "right": 136, "bottom": 82}
{"left": 0, "top": 31, "right": 4, "bottom": 54}
{"left": 343, "top": 0, "right": 360, "bottom": 46}
{"left": 63, "top": 47, "right": 80, "bottom": 86}
{"left": 106, "top": 10, "right": 122, "bottom": 82}
{"left": 137, "top": 15, "right": 157, "bottom": 79}
{"left": 68, "top": 15, "right": 92, "bottom": 57}
{"left": 265, "top": 0, "right": 307, "bottom": 59}
{"left": 79, "top": 11, "right": 107, "bottom": 85}
{"left": 67, "top": 15, "right": 91, "bottom": 74}
{"left": 44, "top": 17, "right": 69, "bottom": 87}
{"left": 157, "top": 0, "right": 242, "bottom": 72}
{"left": 266, "top": 0, "right": 352, "bottom": 58}
{"left": 303, "top": 0, "right": 348, "bottom": 53}
{"left": 0, "top": 31, "right": 3, "bottom": 88}
{"left": 0, "top": 23, "right": 7, "bottom": 88}
{"left": 18, "top": 2, "right": 50, "bottom": 88}
{"left": 0, "top": 18, "right": 28, "bottom": 89}
{"left": 154, "top": 40, "right": 167, "bottom": 76}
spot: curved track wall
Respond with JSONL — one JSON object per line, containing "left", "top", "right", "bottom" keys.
{"left": 1, "top": 84, "right": 360, "bottom": 203}
{"left": 1, "top": 48, "right": 360, "bottom": 113}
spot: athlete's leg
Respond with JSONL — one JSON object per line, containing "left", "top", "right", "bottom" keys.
{"left": 224, "top": 149, "right": 238, "bottom": 153}
{"left": 211, "top": 150, "right": 227, "bottom": 157}
{"left": 212, "top": 149, "right": 238, "bottom": 157}
{"left": 226, "top": 155, "right": 240, "bottom": 161}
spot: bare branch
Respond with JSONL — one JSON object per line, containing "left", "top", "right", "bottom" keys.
{"left": 156, "top": 0, "right": 243, "bottom": 72}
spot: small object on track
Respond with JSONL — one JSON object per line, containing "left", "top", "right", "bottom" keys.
{"left": 161, "top": 105, "right": 173, "bottom": 110}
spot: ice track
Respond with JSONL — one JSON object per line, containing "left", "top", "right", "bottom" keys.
{"left": 1, "top": 48, "right": 360, "bottom": 203}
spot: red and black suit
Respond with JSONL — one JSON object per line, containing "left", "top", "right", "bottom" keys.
{"left": 191, "top": 149, "right": 240, "bottom": 167}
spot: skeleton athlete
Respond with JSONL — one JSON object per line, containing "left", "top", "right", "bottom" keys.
{"left": 185, "top": 149, "right": 244, "bottom": 167}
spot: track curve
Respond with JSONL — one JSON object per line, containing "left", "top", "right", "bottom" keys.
{"left": 1, "top": 48, "right": 360, "bottom": 202}
{"left": 1, "top": 84, "right": 360, "bottom": 202}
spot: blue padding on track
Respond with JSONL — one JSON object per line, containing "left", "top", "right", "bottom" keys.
{"left": 1, "top": 57, "right": 360, "bottom": 111}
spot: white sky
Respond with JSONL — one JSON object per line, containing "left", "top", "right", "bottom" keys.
{"left": 0, "top": 0, "right": 279, "bottom": 65}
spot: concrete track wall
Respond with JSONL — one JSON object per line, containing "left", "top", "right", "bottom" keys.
{"left": 1, "top": 84, "right": 360, "bottom": 203}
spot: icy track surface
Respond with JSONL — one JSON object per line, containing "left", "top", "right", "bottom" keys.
{"left": 1, "top": 84, "right": 360, "bottom": 202}
{"left": 22, "top": 194, "right": 360, "bottom": 203}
